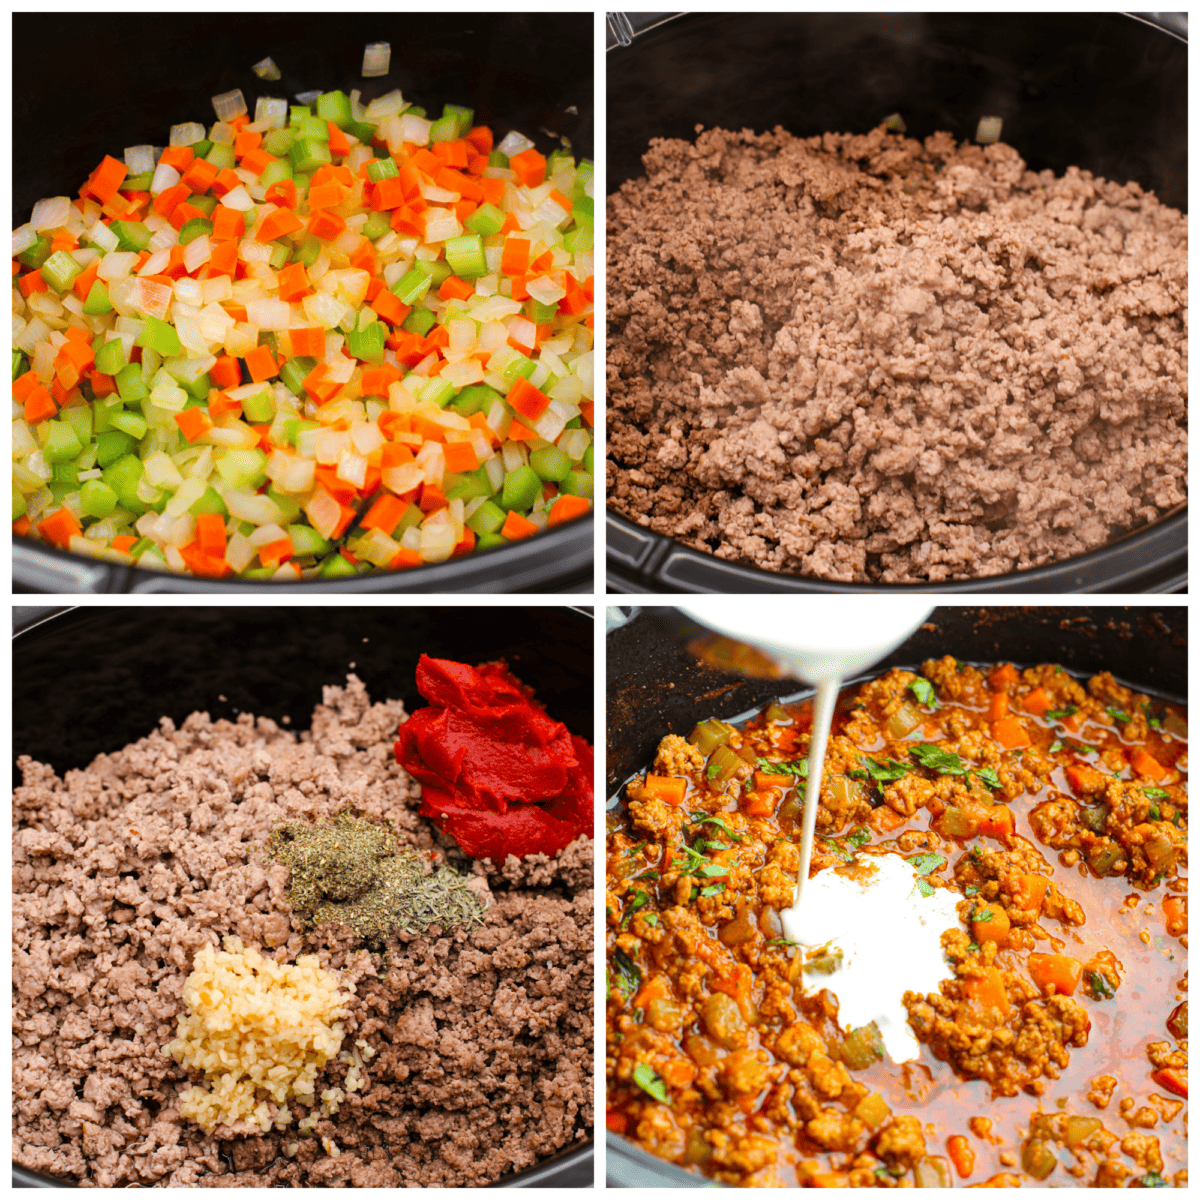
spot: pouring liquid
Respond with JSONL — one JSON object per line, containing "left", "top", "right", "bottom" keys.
{"left": 677, "top": 600, "right": 938, "bottom": 1061}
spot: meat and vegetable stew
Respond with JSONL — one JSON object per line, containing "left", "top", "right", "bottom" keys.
{"left": 606, "top": 658, "right": 1187, "bottom": 1186}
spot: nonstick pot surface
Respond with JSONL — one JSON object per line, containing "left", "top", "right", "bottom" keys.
{"left": 13, "top": 605, "right": 594, "bottom": 1188}
{"left": 14, "top": 13, "right": 593, "bottom": 594}
{"left": 606, "top": 12, "right": 1187, "bottom": 594}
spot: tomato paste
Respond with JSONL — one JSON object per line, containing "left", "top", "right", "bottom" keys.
{"left": 395, "top": 654, "right": 593, "bottom": 861}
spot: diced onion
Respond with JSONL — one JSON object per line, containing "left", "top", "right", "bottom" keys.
{"left": 31, "top": 196, "right": 72, "bottom": 232}
{"left": 124, "top": 145, "right": 157, "bottom": 175}
{"left": 976, "top": 116, "right": 1003, "bottom": 145}
{"left": 396, "top": 113, "right": 432, "bottom": 146}
{"left": 169, "top": 122, "right": 205, "bottom": 147}
{"left": 362, "top": 42, "right": 391, "bottom": 78}
{"left": 12, "top": 224, "right": 37, "bottom": 256}
{"left": 212, "top": 88, "right": 248, "bottom": 122}
{"left": 496, "top": 130, "right": 535, "bottom": 158}
{"left": 252, "top": 57, "right": 282, "bottom": 81}
{"left": 254, "top": 96, "right": 288, "bottom": 128}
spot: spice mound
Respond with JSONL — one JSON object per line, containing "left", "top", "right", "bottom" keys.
{"left": 264, "top": 809, "right": 486, "bottom": 944}
{"left": 164, "top": 936, "right": 354, "bottom": 1132}
{"left": 395, "top": 654, "right": 593, "bottom": 860}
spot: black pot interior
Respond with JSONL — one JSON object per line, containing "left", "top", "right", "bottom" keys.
{"left": 608, "top": 12, "right": 1185, "bottom": 209}
{"left": 606, "top": 605, "right": 1188, "bottom": 795}
{"left": 15, "top": 13, "right": 592, "bottom": 225}
{"left": 15, "top": 606, "right": 593, "bottom": 778}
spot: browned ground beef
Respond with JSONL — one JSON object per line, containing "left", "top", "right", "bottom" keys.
{"left": 13, "top": 677, "right": 593, "bottom": 1187}
{"left": 607, "top": 124, "right": 1187, "bottom": 582}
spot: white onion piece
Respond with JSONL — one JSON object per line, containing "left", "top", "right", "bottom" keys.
{"left": 170, "top": 122, "right": 205, "bottom": 146}
{"left": 362, "top": 42, "right": 391, "bottom": 78}
{"left": 252, "top": 57, "right": 282, "bottom": 81}
{"left": 124, "top": 144, "right": 157, "bottom": 175}
{"left": 212, "top": 88, "right": 247, "bottom": 122}
{"left": 31, "top": 196, "right": 71, "bottom": 231}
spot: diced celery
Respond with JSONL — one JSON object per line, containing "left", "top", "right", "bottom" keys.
{"left": 110, "top": 410, "right": 148, "bottom": 439}
{"left": 263, "top": 127, "right": 298, "bottom": 158}
{"left": 501, "top": 354, "right": 536, "bottom": 386}
{"left": 292, "top": 236, "right": 321, "bottom": 267}
{"left": 95, "top": 429, "right": 135, "bottom": 467}
{"left": 41, "top": 251, "right": 82, "bottom": 292}
{"left": 583, "top": 444, "right": 594, "bottom": 473}
{"left": 82, "top": 280, "right": 112, "bottom": 315}
{"left": 283, "top": 416, "right": 320, "bottom": 446}
{"left": 419, "top": 377, "right": 457, "bottom": 408}
{"left": 266, "top": 486, "right": 302, "bottom": 523}
{"left": 137, "top": 316, "right": 182, "bottom": 358}
{"left": 346, "top": 322, "right": 386, "bottom": 365}
{"left": 189, "top": 486, "right": 227, "bottom": 516}
{"left": 296, "top": 114, "right": 330, "bottom": 141}
{"left": 444, "top": 233, "right": 487, "bottom": 278}
{"left": 392, "top": 269, "right": 432, "bottom": 306}
{"left": 488, "top": 150, "right": 509, "bottom": 169}
{"left": 529, "top": 445, "right": 571, "bottom": 482}
{"left": 319, "top": 551, "right": 359, "bottom": 578}
{"left": 60, "top": 404, "right": 93, "bottom": 445}
{"left": 205, "top": 143, "right": 236, "bottom": 170}
{"left": 560, "top": 469, "right": 593, "bottom": 499}
{"left": 465, "top": 203, "right": 505, "bottom": 237}
{"left": 429, "top": 115, "right": 458, "bottom": 143}
{"left": 268, "top": 242, "right": 290, "bottom": 269}
{"left": 415, "top": 257, "right": 453, "bottom": 287}
{"left": 361, "top": 211, "right": 391, "bottom": 241}
{"left": 344, "top": 120, "right": 377, "bottom": 145}
{"left": 17, "top": 233, "right": 53, "bottom": 270}
{"left": 500, "top": 465, "right": 541, "bottom": 512}
{"left": 280, "top": 358, "right": 316, "bottom": 397}
{"left": 477, "top": 531, "right": 508, "bottom": 549}
{"left": 216, "top": 449, "right": 268, "bottom": 491}
{"left": 42, "top": 420, "right": 83, "bottom": 463}
{"left": 287, "top": 524, "right": 331, "bottom": 556}
{"left": 14, "top": 490, "right": 28, "bottom": 520}
{"left": 316, "top": 90, "right": 353, "bottom": 129}
{"left": 367, "top": 157, "right": 399, "bottom": 182}
{"left": 102, "top": 453, "right": 147, "bottom": 514}
{"left": 80, "top": 478, "right": 119, "bottom": 518}
{"left": 178, "top": 218, "right": 213, "bottom": 245}
{"left": 241, "top": 389, "right": 276, "bottom": 423}
{"left": 94, "top": 339, "right": 126, "bottom": 376}
{"left": 116, "top": 363, "right": 149, "bottom": 405}
{"left": 289, "top": 137, "right": 332, "bottom": 173}
{"left": 289, "top": 105, "right": 311, "bottom": 125}
{"left": 189, "top": 193, "right": 218, "bottom": 217}
{"left": 401, "top": 308, "right": 436, "bottom": 337}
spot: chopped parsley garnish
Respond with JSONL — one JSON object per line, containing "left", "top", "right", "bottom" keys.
{"left": 1144, "top": 787, "right": 1169, "bottom": 800}
{"left": 967, "top": 941, "right": 981, "bottom": 953}
{"left": 847, "top": 768, "right": 870, "bottom": 781}
{"left": 860, "top": 756, "right": 912, "bottom": 783}
{"left": 632, "top": 1061, "right": 670, "bottom": 1104}
{"left": 699, "top": 882, "right": 726, "bottom": 898}
{"left": 916, "top": 879, "right": 935, "bottom": 898}
{"left": 964, "top": 885, "right": 979, "bottom": 896}
{"left": 696, "top": 863, "right": 728, "bottom": 878}
{"left": 624, "top": 841, "right": 648, "bottom": 857}
{"left": 621, "top": 889, "right": 650, "bottom": 928}
{"left": 908, "top": 677, "right": 940, "bottom": 709}
{"left": 1148, "top": 803, "right": 1162, "bottom": 822}
{"left": 906, "top": 851, "right": 947, "bottom": 876}
{"left": 970, "top": 904, "right": 993, "bottom": 922}
{"left": 1140, "top": 1172, "right": 1168, "bottom": 1188}
{"left": 694, "top": 839, "right": 728, "bottom": 854}
{"left": 644, "top": 914, "right": 658, "bottom": 926}
{"left": 909, "top": 744, "right": 968, "bottom": 775}
{"left": 635, "top": 869, "right": 660, "bottom": 881}
{"left": 1086, "top": 970, "right": 1116, "bottom": 1000}
{"left": 846, "top": 825, "right": 871, "bottom": 849}
{"left": 1106, "top": 706, "right": 1131, "bottom": 725}
{"left": 972, "top": 767, "right": 1002, "bottom": 790}
{"left": 755, "top": 756, "right": 808, "bottom": 779}
{"left": 611, "top": 948, "right": 641, "bottom": 998}
{"left": 1048, "top": 741, "right": 1064, "bottom": 754}
{"left": 828, "top": 842, "right": 854, "bottom": 863}
{"left": 689, "top": 813, "right": 743, "bottom": 842}
{"left": 769, "top": 937, "right": 800, "bottom": 946}
{"left": 1143, "top": 703, "right": 1163, "bottom": 731}
{"left": 1046, "top": 706, "right": 1078, "bottom": 720}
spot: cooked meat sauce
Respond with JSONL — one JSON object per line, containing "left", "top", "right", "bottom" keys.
{"left": 606, "top": 659, "right": 1187, "bottom": 1187}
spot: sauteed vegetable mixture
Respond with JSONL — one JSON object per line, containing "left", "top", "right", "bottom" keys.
{"left": 607, "top": 659, "right": 1187, "bottom": 1187}
{"left": 13, "top": 85, "right": 593, "bottom": 578}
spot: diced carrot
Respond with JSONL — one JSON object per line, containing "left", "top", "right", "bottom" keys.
{"left": 531, "top": 250, "right": 553, "bottom": 272}
{"left": 991, "top": 717, "right": 1031, "bottom": 750}
{"left": 988, "top": 691, "right": 1010, "bottom": 721}
{"left": 303, "top": 362, "right": 341, "bottom": 405}
{"left": 547, "top": 494, "right": 591, "bottom": 528}
{"left": 506, "top": 419, "right": 539, "bottom": 442}
{"left": 753, "top": 770, "right": 794, "bottom": 791}
{"left": 500, "top": 510, "right": 538, "bottom": 540}
{"left": 325, "top": 121, "right": 351, "bottom": 157}
{"left": 19, "top": 270, "right": 49, "bottom": 298}
{"left": 257, "top": 538, "right": 294, "bottom": 570}
{"left": 12, "top": 370, "right": 41, "bottom": 402}
{"left": 209, "top": 167, "right": 243, "bottom": 197}
{"left": 975, "top": 805, "right": 1015, "bottom": 841}
{"left": 228, "top": 113, "right": 250, "bottom": 130}
{"left": 1009, "top": 873, "right": 1049, "bottom": 913}
{"left": 989, "top": 663, "right": 1020, "bottom": 689}
{"left": 371, "top": 289, "right": 411, "bottom": 326}
{"left": 207, "top": 390, "right": 242, "bottom": 419}
{"left": 360, "top": 494, "right": 409, "bottom": 535}
{"left": 1065, "top": 763, "right": 1107, "bottom": 795}
{"left": 548, "top": 188, "right": 573, "bottom": 212}
{"left": 451, "top": 527, "right": 476, "bottom": 557}
{"left": 174, "top": 407, "right": 213, "bottom": 443}
{"left": 1151, "top": 1067, "right": 1188, "bottom": 1099}
{"left": 389, "top": 205, "right": 425, "bottom": 237}
{"left": 71, "top": 257, "right": 101, "bottom": 301}
{"left": 408, "top": 147, "right": 441, "bottom": 175}
{"left": 158, "top": 145, "right": 194, "bottom": 171}
{"left": 964, "top": 966, "right": 1010, "bottom": 1014}
{"left": 464, "top": 125, "right": 493, "bottom": 155}
{"left": 24, "top": 385, "right": 58, "bottom": 424}
{"left": 222, "top": 302, "right": 248, "bottom": 323}
{"left": 438, "top": 275, "right": 474, "bottom": 302}
{"left": 389, "top": 547, "right": 424, "bottom": 570}
{"left": 194, "top": 512, "right": 227, "bottom": 557}
{"left": 501, "top": 237, "right": 530, "bottom": 276}
{"left": 308, "top": 208, "right": 346, "bottom": 240}
{"left": 349, "top": 238, "right": 375, "bottom": 274}
{"left": 243, "top": 344, "right": 278, "bottom": 382}
{"left": 507, "top": 376, "right": 551, "bottom": 421}
{"left": 265, "top": 179, "right": 298, "bottom": 209}
{"left": 206, "top": 240, "right": 239, "bottom": 278}
{"left": 1130, "top": 748, "right": 1169, "bottom": 781}
{"left": 508, "top": 148, "right": 546, "bottom": 188}
{"left": 257, "top": 207, "right": 304, "bottom": 243}
{"left": 111, "top": 535, "right": 138, "bottom": 552}
{"left": 371, "top": 176, "right": 408, "bottom": 211}
{"left": 239, "top": 147, "right": 276, "bottom": 177}
{"left": 233, "top": 128, "right": 262, "bottom": 158}
{"left": 508, "top": 274, "right": 529, "bottom": 301}
{"left": 12, "top": 515, "right": 31, "bottom": 536}
{"left": 36, "top": 507, "right": 83, "bottom": 549}
{"left": 180, "top": 158, "right": 218, "bottom": 194}
{"left": 442, "top": 440, "right": 479, "bottom": 473}
{"left": 808, "top": 1174, "right": 851, "bottom": 1189}
{"left": 1027, "top": 953, "right": 1082, "bottom": 997}
{"left": 208, "top": 355, "right": 240, "bottom": 388}
{"left": 83, "top": 155, "right": 129, "bottom": 203}
{"left": 479, "top": 176, "right": 505, "bottom": 206}
{"left": 1022, "top": 687, "right": 1053, "bottom": 717}
{"left": 289, "top": 326, "right": 326, "bottom": 358}
{"left": 417, "top": 483, "right": 447, "bottom": 512}
{"left": 276, "top": 261, "right": 311, "bottom": 303}
{"left": 210, "top": 205, "right": 245, "bottom": 241}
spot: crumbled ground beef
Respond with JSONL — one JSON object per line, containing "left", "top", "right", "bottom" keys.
{"left": 607, "top": 124, "right": 1187, "bottom": 582}
{"left": 13, "top": 676, "right": 593, "bottom": 1187}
